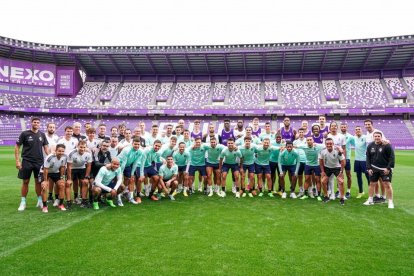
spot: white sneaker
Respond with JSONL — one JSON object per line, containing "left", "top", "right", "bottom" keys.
{"left": 297, "top": 192, "right": 304, "bottom": 198}
{"left": 169, "top": 195, "right": 175, "bottom": 201}
{"left": 36, "top": 200, "right": 43, "bottom": 208}
{"left": 117, "top": 199, "right": 124, "bottom": 207}
{"left": 220, "top": 191, "right": 226, "bottom": 197}
{"left": 329, "top": 194, "right": 336, "bottom": 200}
{"left": 208, "top": 190, "right": 213, "bottom": 197}
{"left": 388, "top": 201, "right": 394, "bottom": 209}
{"left": 75, "top": 197, "right": 82, "bottom": 205}
{"left": 232, "top": 186, "right": 236, "bottom": 194}
{"left": 309, "top": 192, "right": 315, "bottom": 199}
{"left": 18, "top": 202, "right": 26, "bottom": 211}
{"left": 53, "top": 199, "right": 60, "bottom": 207}
{"left": 282, "top": 192, "right": 287, "bottom": 199}
{"left": 197, "top": 186, "right": 203, "bottom": 192}
{"left": 290, "top": 192, "right": 297, "bottom": 199}
{"left": 363, "top": 199, "right": 374, "bottom": 206}
{"left": 128, "top": 198, "right": 138, "bottom": 205}
{"left": 235, "top": 192, "right": 240, "bottom": 198}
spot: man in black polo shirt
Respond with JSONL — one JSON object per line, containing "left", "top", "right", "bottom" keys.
{"left": 15, "top": 117, "right": 49, "bottom": 211}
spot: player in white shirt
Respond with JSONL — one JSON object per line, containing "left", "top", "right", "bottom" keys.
{"left": 139, "top": 121, "right": 150, "bottom": 141}
{"left": 233, "top": 119, "right": 246, "bottom": 139}
{"left": 67, "top": 140, "right": 93, "bottom": 208}
{"left": 57, "top": 126, "right": 79, "bottom": 155}
{"left": 44, "top": 122, "right": 60, "bottom": 202}
{"left": 319, "top": 138, "right": 346, "bottom": 205}
{"left": 326, "top": 121, "right": 346, "bottom": 199}
{"left": 203, "top": 124, "right": 220, "bottom": 143}
{"left": 86, "top": 127, "right": 100, "bottom": 153}
{"left": 118, "top": 128, "right": 133, "bottom": 152}
{"left": 39, "top": 144, "right": 68, "bottom": 213}
{"left": 108, "top": 136, "right": 120, "bottom": 158}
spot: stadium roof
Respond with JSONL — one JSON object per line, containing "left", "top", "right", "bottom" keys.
{"left": 1, "top": 35, "right": 414, "bottom": 80}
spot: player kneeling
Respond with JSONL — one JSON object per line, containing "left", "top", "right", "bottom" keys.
{"left": 39, "top": 144, "right": 67, "bottom": 213}
{"left": 91, "top": 157, "right": 125, "bottom": 210}
{"left": 158, "top": 156, "right": 179, "bottom": 200}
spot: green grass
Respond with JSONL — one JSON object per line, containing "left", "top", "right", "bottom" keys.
{"left": 1, "top": 146, "right": 414, "bottom": 275}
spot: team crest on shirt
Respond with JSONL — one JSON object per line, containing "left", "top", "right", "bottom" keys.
{"left": 39, "top": 137, "right": 43, "bottom": 141}
{"left": 379, "top": 148, "right": 382, "bottom": 152}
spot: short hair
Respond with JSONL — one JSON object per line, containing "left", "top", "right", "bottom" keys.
{"left": 209, "top": 137, "right": 217, "bottom": 141}
{"left": 194, "top": 120, "right": 201, "bottom": 124}
{"left": 78, "top": 140, "right": 87, "bottom": 146}
{"left": 178, "top": 142, "right": 186, "bottom": 146}
{"left": 152, "top": 124, "right": 159, "bottom": 128}
{"left": 183, "top": 129, "right": 190, "bottom": 133}
{"left": 312, "top": 125, "right": 320, "bottom": 131}
{"left": 98, "top": 123, "right": 106, "bottom": 128}
{"left": 364, "top": 119, "right": 373, "bottom": 124}
{"left": 244, "top": 136, "right": 252, "bottom": 141}
{"left": 325, "top": 138, "right": 333, "bottom": 143}
{"left": 133, "top": 137, "right": 141, "bottom": 143}
{"left": 111, "top": 126, "right": 117, "bottom": 131}
{"left": 227, "top": 138, "right": 235, "bottom": 142}
{"left": 166, "top": 124, "right": 173, "bottom": 128}
{"left": 73, "top": 122, "right": 81, "bottom": 127}
{"left": 329, "top": 121, "right": 338, "bottom": 128}
{"left": 86, "top": 127, "right": 96, "bottom": 134}
{"left": 56, "top": 144, "right": 66, "bottom": 150}
{"left": 298, "top": 128, "right": 305, "bottom": 132}
{"left": 118, "top": 123, "right": 126, "bottom": 128}
{"left": 263, "top": 138, "right": 270, "bottom": 142}
{"left": 84, "top": 122, "right": 92, "bottom": 127}
{"left": 224, "top": 119, "right": 230, "bottom": 123}
{"left": 46, "top": 122, "right": 55, "bottom": 128}
{"left": 245, "top": 126, "right": 253, "bottom": 131}
{"left": 153, "top": 139, "right": 162, "bottom": 144}
{"left": 265, "top": 122, "right": 271, "bottom": 125}
{"left": 31, "top": 117, "right": 40, "bottom": 122}
{"left": 170, "top": 136, "right": 177, "bottom": 142}
{"left": 166, "top": 155, "right": 173, "bottom": 159}
{"left": 373, "top": 131, "right": 383, "bottom": 137}
{"left": 340, "top": 122, "right": 347, "bottom": 126}
{"left": 194, "top": 137, "right": 202, "bottom": 141}
{"left": 64, "top": 126, "right": 73, "bottom": 131}
{"left": 286, "top": 141, "right": 293, "bottom": 146}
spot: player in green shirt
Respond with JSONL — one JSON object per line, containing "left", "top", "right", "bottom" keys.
{"left": 173, "top": 142, "right": 190, "bottom": 196}
{"left": 254, "top": 138, "right": 279, "bottom": 197}
{"left": 239, "top": 136, "right": 257, "bottom": 197}
{"left": 158, "top": 156, "right": 179, "bottom": 201}
{"left": 353, "top": 126, "right": 369, "bottom": 198}
{"left": 340, "top": 122, "right": 354, "bottom": 199}
{"left": 177, "top": 129, "right": 192, "bottom": 148}
{"left": 270, "top": 135, "right": 284, "bottom": 195}
{"left": 298, "top": 136, "right": 324, "bottom": 201}
{"left": 219, "top": 138, "right": 243, "bottom": 198}
{"left": 205, "top": 137, "right": 225, "bottom": 197}
{"left": 293, "top": 128, "right": 308, "bottom": 197}
{"left": 117, "top": 138, "right": 145, "bottom": 204}
{"left": 140, "top": 140, "right": 163, "bottom": 201}
{"left": 278, "top": 141, "right": 300, "bottom": 199}
{"left": 235, "top": 126, "right": 260, "bottom": 146}
{"left": 187, "top": 137, "right": 208, "bottom": 195}
{"left": 259, "top": 122, "right": 275, "bottom": 141}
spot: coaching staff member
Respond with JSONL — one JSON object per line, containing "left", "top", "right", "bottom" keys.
{"left": 16, "top": 117, "right": 49, "bottom": 211}
{"left": 363, "top": 131, "right": 395, "bottom": 209}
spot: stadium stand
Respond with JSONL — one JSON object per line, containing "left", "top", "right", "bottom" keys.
{"left": 384, "top": 78, "right": 407, "bottom": 99}
{"left": 113, "top": 82, "right": 157, "bottom": 108}
{"left": 340, "top": 79, "right": 388, "bottom": 108}
{"left": 322, "top": 80, "right": 340, "bottom": 100}
{"left": 281, "top": 81, "right": 321, "bottom": 108}
{"left": 264, "top": 82, "right": 278, "bottom": 100}
{"left": 171, "top": 82, "right": 211, "bottom": 108}
{"left": 228, "top": 82, "right": 261, "bottom": 108}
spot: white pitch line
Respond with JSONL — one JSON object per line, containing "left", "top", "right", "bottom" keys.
{"left": 0, "top": 210, "right": 102, "bottom": 259}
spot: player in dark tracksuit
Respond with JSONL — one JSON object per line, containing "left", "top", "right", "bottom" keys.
{"left": 364, "top": 131, "right": 395, "bottom": 209}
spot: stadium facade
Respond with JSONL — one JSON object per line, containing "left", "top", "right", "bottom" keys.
{"left": 0, "top": 35, "right": 414, "bottom": 148}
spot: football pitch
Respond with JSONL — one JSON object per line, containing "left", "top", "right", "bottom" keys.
{"left": 0, "top": 146, "right": 413, "bottom": 275}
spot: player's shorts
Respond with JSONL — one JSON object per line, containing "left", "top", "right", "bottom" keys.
{"left": 72, "top": 168, "right": 86, "bottom": 180}
{"left": 370, "top": 170, "right": 392, "bottom": 182}
{"left": 144, "top": 166, "right": 158, "bottom": 177}
{"left": 255, "top": 163, "right": 271, "bottom": 175}
{"left": 298, "top": 162, "right": 306, "bottom": 175}
{"left": 38, "top": 172, "right": 61, "bottom": 183}
{"left": 269, "top": 161, "right": 280, "bottom": 175}
{"left": 178, "top": 165, "right": 187, "bottom": 173}
{"left": 18, "top": 160, "right": 42, "bottom": 180}
{"left": 281, "top": 165, "right": 296, "bottom": 175}
{"left": 155, "top": 162, "right": 162, "bottom": 171}
{"left": 354, "top": 160, "right": 367, "bottom": 174}
{"left": 304, "top": 165, "right": 321, "bottom": 176}
{"left": 188, "top": 165, "right": 206, "bottom": 177}
{"left": 242, "top": 164, "right": 255, "bottom": 174}
{"left": 324, "top": 167, "right": 341, "bottom": 177}
{"left": 221, "top": 163, "right": 240, "bottom": 173}
{"left": 96, "top": 180, "right": 117, "bottom": 194}
{"left": 345, "top": 159, "right": 351, "bottom": 171}
{"left": 206, "top": 162, "right": 219, "bottom": 170}
{"left": 123, "top": 165, "right": 134, "bottom": 178}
